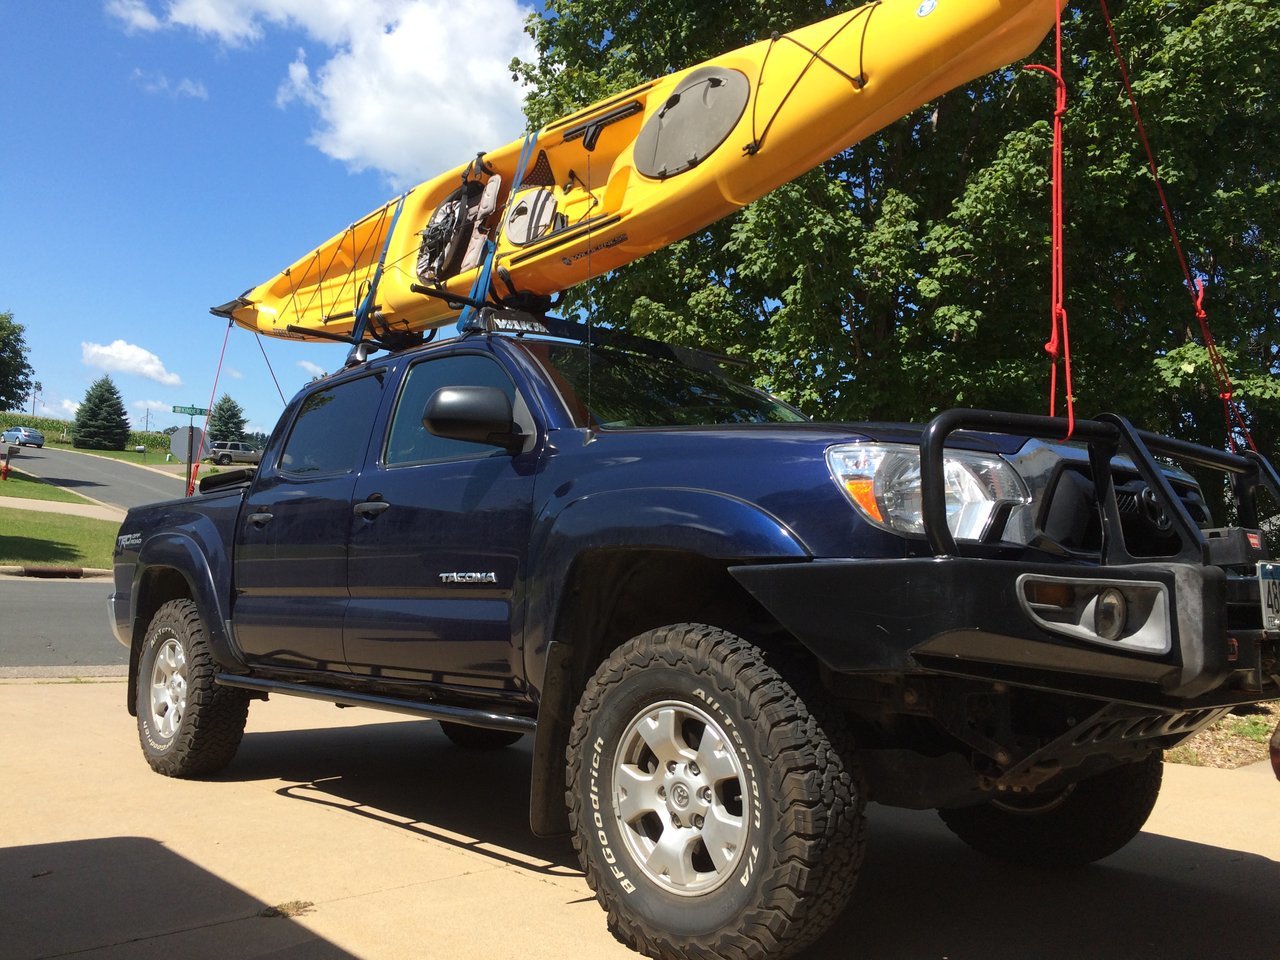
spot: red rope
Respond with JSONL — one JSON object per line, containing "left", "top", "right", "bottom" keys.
{"left": 188, "top": 318, "right": 234, "bottom": 496}
{"left": 1097, "top": 0, "right": 1255, "bottom": 453}
{"left": 1025, "top": 1, "right": 1073, "bottom": 436}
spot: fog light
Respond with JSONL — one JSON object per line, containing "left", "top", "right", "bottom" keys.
{"left": 1094, "top": 588, "right": 1127, "bottom": 641}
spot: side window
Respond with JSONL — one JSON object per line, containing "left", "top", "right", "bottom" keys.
{"left": 279, "top": 375, "right": 383, "bottom": 476}
{"left": 385, "top": 354, "right": 516, "bottom": 466}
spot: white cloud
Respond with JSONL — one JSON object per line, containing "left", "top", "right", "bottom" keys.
{"left": 131, "top": 68, "right": 209, "bottom": 100}
{"left": 109, "top": 0, "right": 534, "bottom": 183}
{"left": 106, "top": 0, "right": 163, "bottom": 32}
{"left": 297, "top": 359, "right": 326, "bottom": 377}
{"left": 132, "top": 399, "right": 173, "bottom": 412}
{"left": 82, "top": 340, "right": 183, "bottom": 386}
{"left": 223, "top": 366, "right": 245, "bottom": 380}
{"left": 60, "top": 399, "right": 81, "bottom": 416}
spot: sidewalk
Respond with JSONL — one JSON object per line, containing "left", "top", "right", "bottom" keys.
{"left": 3, "top": 680, "right": 1278, "bottom": 960}
{"left": 0, "top": 494, "right": 124, "bottom": 523}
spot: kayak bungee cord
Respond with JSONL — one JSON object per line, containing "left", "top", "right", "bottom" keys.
{"left": 745, "top": 2, "right": 879, "bottom": 156}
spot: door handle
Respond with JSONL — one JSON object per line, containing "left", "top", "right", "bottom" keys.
{"left": 353, "top": 500, "right": 391, "bottom": 518}
{"left": 247, "top": 511, "right": 274, "bottom": 526}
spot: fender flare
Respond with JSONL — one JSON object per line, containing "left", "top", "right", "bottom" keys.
{"left": 527, "top": 485, "right": 809, "bottom": 684}
{"left": 132, "top": 532, "right": 243, "bottom": 672}
{"left": 526, "top": 486, "right": 809, "bottom": 836}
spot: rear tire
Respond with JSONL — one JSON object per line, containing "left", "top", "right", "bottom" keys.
{"left": 135, "top": 599, "right": 249, "bottom": 777}
{"left": 938, "top": 752, "right": 1163, "bottom": 867}
{"left": 217, "top": 454, "right": 232, "bottom": 465}
{"left": 438, "top": 721, "right": 524, "bottom": 750}
{"left": 568, "top": 623, "right": 865, "bottom": 960}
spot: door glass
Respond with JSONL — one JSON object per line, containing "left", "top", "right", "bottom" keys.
{"left": 279, "top": 375, "right": 383, "bottom": 476}
{"left": 385, "top": 354, "right": 516, "bottom": 467}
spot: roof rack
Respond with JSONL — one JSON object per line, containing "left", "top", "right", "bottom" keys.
{"left": 464, "top": 307, "right": 746, "bottom": 372}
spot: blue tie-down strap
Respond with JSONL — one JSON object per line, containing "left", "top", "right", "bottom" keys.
{"left": 457, "top": 129, "right": 539, "bottom": 332}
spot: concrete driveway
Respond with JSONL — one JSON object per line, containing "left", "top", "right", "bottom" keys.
{"left": 3, "top": 681, "right": 1278, "bottom": 960}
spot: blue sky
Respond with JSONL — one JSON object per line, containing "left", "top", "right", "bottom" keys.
{"left": 1, "top": 0, "right": 533, "bottom": 436}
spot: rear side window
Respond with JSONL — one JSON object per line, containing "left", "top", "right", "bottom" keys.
{"left": 279, "top": 375, "right": 383, "bottom": 476}
{"left": 385, "top": 353, "right": 516, "bottom": 466}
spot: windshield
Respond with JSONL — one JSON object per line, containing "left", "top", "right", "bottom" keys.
{"left": 521, "top": 341, "right": 807, "bottom": 428}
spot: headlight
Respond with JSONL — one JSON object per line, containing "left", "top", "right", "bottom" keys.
{"left": 826, "top": 441, "right": 1029, "bottom": 541}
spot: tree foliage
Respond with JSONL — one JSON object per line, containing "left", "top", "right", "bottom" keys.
{"left": 513, "top": 0, "right": 1279, "bottom": 447}
{"left": 206, "top": 393, "right": 247, "bottom": 443}
{"left": 74, "top": 376, "right": 130, "bottom": 450}
{"left": 0, "top": 311, "right": 35, "bottom": 412}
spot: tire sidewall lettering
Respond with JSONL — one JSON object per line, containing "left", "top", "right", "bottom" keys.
{"left": 138, "top": 630, "right": 178, "bottom": 755}
{"left": 582, "top": 668, "right": 766, "bottom": 915}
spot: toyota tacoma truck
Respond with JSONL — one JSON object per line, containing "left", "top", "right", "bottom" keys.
{"left": 109, "top": 310, "right": 1280, "bottom": 960}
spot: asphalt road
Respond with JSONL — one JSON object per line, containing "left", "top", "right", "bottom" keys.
{"left": 9, "top": 445, "right": 184, "bottom": 511}
{"left": 0, "top": 578, "right": 125, "bottom": 670}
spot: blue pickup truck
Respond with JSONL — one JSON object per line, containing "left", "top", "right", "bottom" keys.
{"left": 110, "top": 310, "right": 1280, "bottom": 960}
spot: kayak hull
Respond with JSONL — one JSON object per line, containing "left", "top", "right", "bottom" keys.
{"left": 227, "top": 0, "right": 1063, "bottom": 341}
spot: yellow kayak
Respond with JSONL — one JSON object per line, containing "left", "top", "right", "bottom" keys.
{"left": 219, "top": 0, "right": 1063, "bottom": 342}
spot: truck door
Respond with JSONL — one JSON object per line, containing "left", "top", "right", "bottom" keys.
{"left": 232, "top": 372, "right": 384, "bottom": 672}
{"left": 344, "top": 350, "right": 536, "bottom": 688}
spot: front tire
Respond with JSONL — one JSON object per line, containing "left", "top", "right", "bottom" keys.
{"left": 135, "top": 599, "right": 249, "bottom": 777}
{"left": 938, "top": 752, "right": 1163, "bottom": 867}
{"left": 568, "top": 624, "right": 865, "bottom": 960}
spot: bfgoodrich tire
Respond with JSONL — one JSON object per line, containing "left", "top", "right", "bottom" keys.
{"left": 567, "top": 624, "right": 866, "bottom": 960}
{"left": 135, "top": 599, "right": 249, "bottom": 777}
{"left": 938, "top": 752, "right": 1163, "bottom": 867}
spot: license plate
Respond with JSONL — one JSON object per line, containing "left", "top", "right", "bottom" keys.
{"left": 1261, "top": 562, "right": 1280, "bottom": 631}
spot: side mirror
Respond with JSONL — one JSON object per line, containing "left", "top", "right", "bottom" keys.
{"left": 423, "top": 386, "right": 523, "bottom": 453}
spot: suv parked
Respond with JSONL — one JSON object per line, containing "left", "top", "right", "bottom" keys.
{"left": 206, "top": 441, "right": 261, "bottom": 465}
{"left": 109, "top": 311, "right": 1280, "bottom": 960}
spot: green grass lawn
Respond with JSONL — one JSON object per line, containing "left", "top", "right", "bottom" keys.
{"left": 0, "top": 508, "right": 119, "bottom": 569}
{"left": 0, "top": 469, "right": 96, "bottom": 505}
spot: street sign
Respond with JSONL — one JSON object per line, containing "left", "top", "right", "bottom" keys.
{"left": 173, "top": 405, "right": 210, "bottom": 416}
{"left": 170, "top": 426, "right": 205, "bottom": 464}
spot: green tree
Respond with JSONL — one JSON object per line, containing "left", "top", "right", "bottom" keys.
{"left": 0, "top": 311, "right": 35, "bottom": 412}
{"left": 513, "top": 0, "right": 1280, "bottom": 447}
{"left": 73, "top": 376, "right": 130, "bottom": 450}
{"left": 206, "top": 393, "right": 247, "bottom": 443}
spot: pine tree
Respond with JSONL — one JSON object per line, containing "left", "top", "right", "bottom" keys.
{"left": 73, "top": 376, "right": 130, "bottom": 450}
{"left": 205, "top": 393, "right": 247, "bottom": 443}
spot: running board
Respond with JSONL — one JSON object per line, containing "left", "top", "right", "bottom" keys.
{"left": 215, "top": 674, "right": 536, "bottom": 733}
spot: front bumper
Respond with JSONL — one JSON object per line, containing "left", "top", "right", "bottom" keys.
{"left": 731, "top": 557, "right": 1273, "bottom": 706}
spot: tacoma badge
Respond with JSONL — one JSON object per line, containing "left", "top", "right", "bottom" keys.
{"left": 439, "top": 572, "right": 498, "bottom": 584}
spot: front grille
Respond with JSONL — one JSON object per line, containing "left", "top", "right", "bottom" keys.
{"left": 1042, "top": 466, "right": 1212, "bottom": 558}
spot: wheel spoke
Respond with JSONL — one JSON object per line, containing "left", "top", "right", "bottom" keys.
{"left": 150, "top": 684, "right": 169, "bottom": 726}
{"left": 616, "top": 763, "right": 663, "bottom": 824}
{"left": 700, "top": 806, "right": 744, "bottom": 872}
{"left": 636, "top": 707, "right": 694, "bottom": 766}
{"left": 694, "top": 724, "right": 741, "bottom": 785}
{"left": 643, "top": 826, "right": 699, "bottom": 888}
